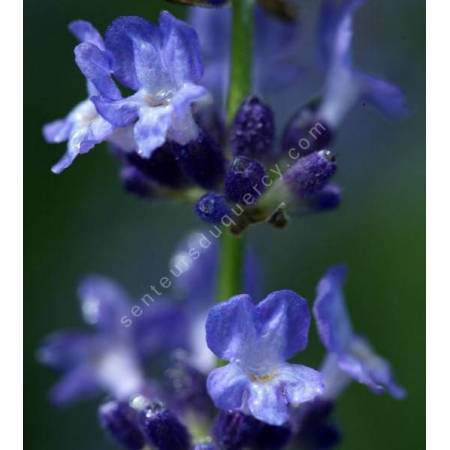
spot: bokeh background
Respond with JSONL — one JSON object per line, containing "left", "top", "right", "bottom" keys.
{"left": 24, "top": 0, "right": 425, "bottom": 449}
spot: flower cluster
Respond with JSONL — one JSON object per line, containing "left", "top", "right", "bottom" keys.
{"left": 39, "top": 233, "right": 404, "bottom": 449}
{"left": 43, "top": 0, "right": 406, "bottom": 233}
{"left": 39, "top": 0, "right": 407, "bottom": 449}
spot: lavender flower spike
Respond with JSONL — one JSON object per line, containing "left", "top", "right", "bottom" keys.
{"left": 95, "top": 12, "right": 209, "bottom": 158}
{"left": 313, "top": 265, "right": 405, "bottom": 399}
{"left": 317, "top": 0, "right": 408, "bottom": 128}
{"left": 206, "top": 291, "right": 324, "bottom": 426}
{"left": 43, "top": 20, "right": 122, "bottom": 174}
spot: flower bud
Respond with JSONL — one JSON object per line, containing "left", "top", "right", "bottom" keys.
{"left": 172, "top": 131, "right": 225, "bottom": 189}
{"left": 307, "top": 183, "right": 342, "bottom": 212}
{"left": 212, "top": 411, "right": 260, "bottom": 450}
{"left": 231, "top": 96, "right": 275, "bottom": 160}
{"left": 282, "top": 103, "right": 333, "bottom": 156}
{"left": 195, "top": 193, "right": 231, "bottom": 224}
{"left": 283, "top": 150, "right": 337, "bottom": 199}
{"left": 224, "top": 156, "right": 267, "bottom": 204}
{"left": 140, "top": 402, "right": 191, "bottom": 450}
{"left": 98, "top": 400, "right": 145, "bottom": 450}
{"left": 120, "top": 166, "right": 153, "bottom": 198}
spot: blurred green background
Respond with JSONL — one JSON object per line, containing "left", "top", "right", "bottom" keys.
{"left": 24, "top": 0, "right": 425, "bottom": 449}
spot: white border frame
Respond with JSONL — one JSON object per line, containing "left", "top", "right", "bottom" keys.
{"left": 427, "top": 1, "right": 449, "bottom": 449}
{"left": 0, "top": 0, "right": 23, "bottom": 448}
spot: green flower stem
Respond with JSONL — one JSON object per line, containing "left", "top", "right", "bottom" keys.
{"left": 217, "top": 0, "right": 255, "bottom": 302}
{"left": 217, "top": 231, "right": 245, "bottom": 301}
{"left": 227, "top": 0, "right": 255, "bottom": 122}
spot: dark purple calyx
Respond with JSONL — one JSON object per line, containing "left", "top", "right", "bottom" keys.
{"left": 126, "top": 144, "right": 188, "bottom": 189}
{"left": 139, "top": 401, "right": 191, "bottom": 450}
{"left": 283, "top": 150, "right": 337, "bottom": 199}
{"left": 213, "top": 411, "right": 291, "bottom": 450}
{"left": 195, "top": 193, "right": 231, "bottom": 224}
{"left": 171, "top": 131, "right": 225, "bottom": 190}
{"left": 212, "top": 411, "right": 261, "bottom": 450}
{"left": 224, "top": 156, "right": 267, "bottom": 204}
{"left": 230, "top": 96, "right": 275, "bottom": 160}
{"left": 282, "top": 102, "right": 333, "bottom": 156}
{"left": 98, "top": 400, "right": 145, "bottom": 450}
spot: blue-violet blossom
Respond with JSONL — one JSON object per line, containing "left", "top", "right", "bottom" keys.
{"left": 43, "top": 20, "right": 128, "bottom": 174}
{"left": 93, "top": 13, "right": 209, "bottom": 158}
{"left": 206, "top": 291, "right": 324, "bottom": 425}
{"left": 314, "top": 265, "right": 405, "bottom": 399}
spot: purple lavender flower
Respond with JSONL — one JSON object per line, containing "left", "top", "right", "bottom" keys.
{"left": 44, "top": 13, "right": 209, "bottom": 174}
{"left": 205, "top": 291, "right": 324, "bottom": 425}
{"left": 38, "top": 276, "right": 184, "bottom": 405}
{"left": 314, "top": 265, "right": 405, "bottom": 399}
{"left": 42, "top": 21, "right": 126, "bottom": 174}
{"left": 316, "top": 0, "right": 408, "bottom": 129}
{"left": 93, "top": 12, "right": 209, "bottom": 158}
